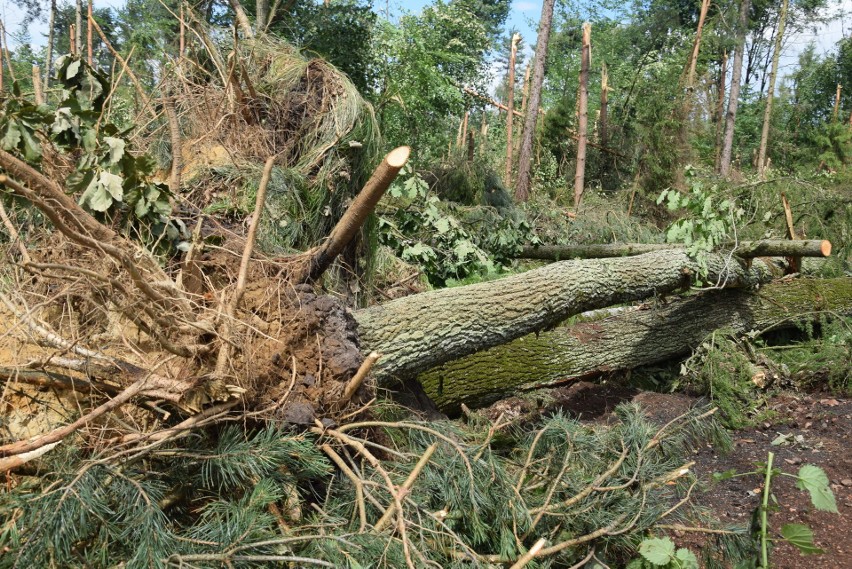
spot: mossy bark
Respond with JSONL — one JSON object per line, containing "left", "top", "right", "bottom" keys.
{"left": 417, "top": 277, "right": 852, "bottom": 413}
{"left": 354, "top": 250, "right": 774, "bottom": 381}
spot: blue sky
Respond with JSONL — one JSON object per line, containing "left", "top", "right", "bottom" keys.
{"left": 1, "top": 0, "right": 849, "bottom": 79}
{"left": 1, "top": 0, "right": 545, "bottom": 47}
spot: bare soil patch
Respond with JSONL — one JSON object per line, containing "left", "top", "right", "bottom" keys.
{"left": 485, "top": 382, "right": 852, "bottom": 568}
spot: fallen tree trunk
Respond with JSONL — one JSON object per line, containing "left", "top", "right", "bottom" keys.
{"left": 355, "top": 250, "right": 775, "bottom": 381}
{"left": 517, "top": 240, "right": 832, "bottom": 261}
{"left": 416, "top": 277, "right": 852, "bottom": 413}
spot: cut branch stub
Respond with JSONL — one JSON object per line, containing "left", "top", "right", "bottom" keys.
{"left": 299, "top": 146, "right": 410, "bottom": 283}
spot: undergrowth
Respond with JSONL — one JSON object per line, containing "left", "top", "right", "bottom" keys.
{"left": 0, "top": 402, "right": 748, "bottom": 568}
{"left": 675, "top": 315, "right": 852, "bottom": 428}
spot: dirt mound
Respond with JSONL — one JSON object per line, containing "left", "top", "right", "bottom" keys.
{"left": 240, "top": 282, "right": 365, "bottom": 424}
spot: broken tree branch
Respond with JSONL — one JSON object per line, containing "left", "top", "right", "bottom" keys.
{"left": 298, "top": 146, "right": 410, "bottom": 283}
{"left": 517, "top": 239, "right": 831, "bottom": 261}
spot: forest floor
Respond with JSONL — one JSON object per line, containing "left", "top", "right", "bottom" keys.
{"left": 483, "top": 381, "right": 852, "bottom": 568}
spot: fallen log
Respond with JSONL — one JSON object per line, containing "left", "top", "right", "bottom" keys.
{"left": 355, "top": 250, "right": 775, "bottom": 381}
{"left": 517, "top": 239, "right": 832, "bottom": 261}
{"left": 416, "top": 277, "right": 852, "bottom": 413}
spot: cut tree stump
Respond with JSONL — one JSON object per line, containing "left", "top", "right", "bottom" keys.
{"left": 355, "top": 249, "right": 776, "bottom": 381}
{"left": 416, "top": 277, "right": 852, "bottom": 413}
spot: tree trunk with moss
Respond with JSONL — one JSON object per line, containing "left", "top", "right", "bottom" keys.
{"left": 355, "top": 250, "right": 776, "bottom": 382}
{"left": 415, "top": 277, "right": 852, "bottom": 413}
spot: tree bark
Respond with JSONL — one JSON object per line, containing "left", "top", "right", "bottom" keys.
{"left": 45, "top": 0, "right": 56, "bottom": 91}
{"left": 756, "top": 0, "right": 788, "bottom": 177}
{"left": 599, "top": 62, "right": 609, "bottom": 149}
{"left": 574, "top": 22, "right": 590, "bottom": 209}
{"left": 228, "top": 0, "right": 255, "bottom": 38}
{"left": 517, "top": 240, "right": 831, "bottom": 261}
{"left": 505, "top": 33, "right": 520, "bottom": 187}
{"left": 257, "top": 0, "right": 270, "bottom": 34}
{"left": 833, "top": 83, "right": 842, "bottom": 122}
{"left": 514, "top": 0, "right": 555, "bottom": 202}
{"left": 355, "top": 250, "right": 774, "bottom": 381}
{"left": 719, "top": 0, "right": 752, "bottom": 177}
{"left": 417, "top": 277, "right": 852, "bottom": 413}
{"left": 714, "top": 51, "right": 728, "bottom": 171}
{"left": 87, "top": 0, "right": 93, "bottom": 65}
{"left": 686, "top": 0, "right": 711, "bottom": 89}
{"left": 75, "top": 0, "right": 83, "bottom": 56}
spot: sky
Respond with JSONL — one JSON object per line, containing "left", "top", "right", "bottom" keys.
{"left": 2, "top": 0, "right": 850, "bottom": 79}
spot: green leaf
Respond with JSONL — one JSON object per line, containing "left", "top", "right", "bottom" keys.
{"left": 65, "top": 59, "right": 82, "bottom": 80}
{"left": 453, "top": 239, "right": 478, "bottom": 260}
{"left": 675, "top": 548, "right": 699, "bottom": 569}
{"left": 134, "top": 197, "right": 150, "bottom": 218}
{"left": 712, "top": 468, "right": 738, "bottom": 482}
{"left": 796, "top": 465, "right": 838, "bottom": 513}
{"left": 780, "top": 524, "right": 824, "bottom": 555}
{"left": 79, "top": 176, "right": 114, "bottom": 212}
{"left": 20, "top": 127, "right": 42, "bottom": 161}
{"left": 666, "top": 191, "right": 681, "bottom": 210}
{"left": 103, "top": 137, "right": 126, "bottom": 165}
{"left": 99, "top": 171, "right": 124, "bottom": 201}
{"left": 1, "top": 121, "right": 21, "bottom": 150}
{"left": 639, "top": 537, "right": 676, "bottom": 566}
{"left": 434, "top": 217, "right": 451, "bottom": 234}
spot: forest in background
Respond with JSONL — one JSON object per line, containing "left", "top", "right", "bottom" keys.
{"left": 0, "top": 0, "right": 849, "bottom": 567}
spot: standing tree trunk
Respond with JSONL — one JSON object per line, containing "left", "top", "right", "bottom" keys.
{"left": 514, "top": 0, "right": 556, "bottom": 202}
{"left": 505, "top": 33, "right": 520, "bottom": 186}
{"left": 756, "top": 0, "right": 788, "bottom": 177}
{"left": 87, "top": 0, "right": 93, "bottom": 65}
{"left": 520, "top": 64, "right": 531, "bottom": 119}
{"left": 686, "top": 0, "right": 712, "bottom": 89}
{"left": 179, "top": 4, "right": 185, "bottom": 58}
{"left": 574, "top": 22, "right": 590, "bottom": 209}
{"left": 32, "top": 66, "right": 44, "bottom": 104}
{"left": 599, "top": 62, "right": 609, "bottom": 148}
{"left": 833, "top": 83, "right": 842, "bottom": 121}
{"left": 676, "top": 0, "right": 711, "bottom": 166}
{"left": 719, "top": 0, "right": 752, "bottom": 177}
{"left": 256, "top": 0, "right": 270, "bottom": 34}
{"left": 44, "top": 0, "right": 56, "bottom": 92}
{"left": 75, "top": 0, "right": 83, "bottom": 56}
{"left": 714, "top": 51, "right": 728, "bottom": 171}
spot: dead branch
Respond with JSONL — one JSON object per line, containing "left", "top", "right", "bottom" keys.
{"left": 340, "top": 351, "right": 380, "bottom": 406}
{"left": 373, "top": 442, "right": 438, "bottom": 532}
{"left": 0, "top": 366, "right": 120, "bottom": 395}
{"left": 89, "top": 14, "right": 156, "bottom": 119}
{"left": 0, "top": 171, "right": 194, "bottom": 321}
{"left": 214, "top": 156, "right": 275, "bottom": 377}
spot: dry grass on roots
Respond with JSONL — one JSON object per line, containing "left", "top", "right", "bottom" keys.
{"left": 160, "top": 36, "right": 379, "bottom": 262}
